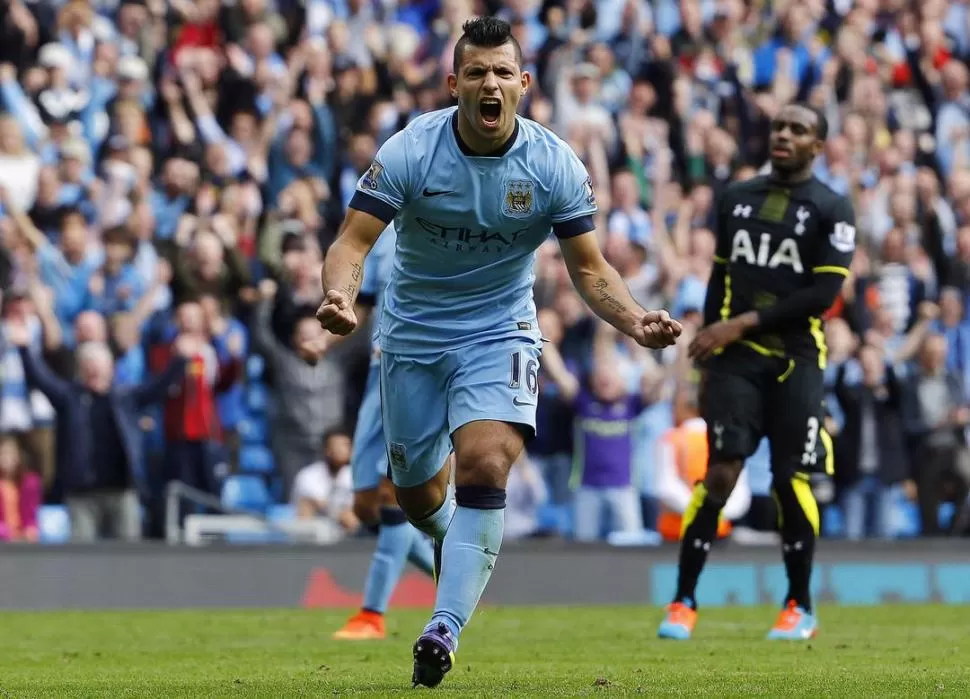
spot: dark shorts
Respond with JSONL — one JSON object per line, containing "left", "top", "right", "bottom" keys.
{"left": 701, "top": 345, "right": 831, "bottom": 478}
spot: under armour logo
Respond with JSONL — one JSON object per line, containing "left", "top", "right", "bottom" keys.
{"left": 794, "top": 206, "right": 810, "bottom": 235}
{"left": 713, "top": 422, "right": 724, "bottom": 450}
{"left": 733, "top": 204, "right": 752, "bottom": 218}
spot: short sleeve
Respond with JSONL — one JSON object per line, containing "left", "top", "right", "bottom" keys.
{"left": 349, "top": 131, "right": 412, "bottom": 224}
{"left": 814, "top": 196, "right": 856, "bottom": 275}
{"left": 550, "top": 145, "right": 598, "bottom": 239}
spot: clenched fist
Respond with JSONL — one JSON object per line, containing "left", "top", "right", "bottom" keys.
{"left": 316, "top": 290, "right": 357, "bottom": 335}
{"left": 630, "top": 310, "right": 682, "bottom": 349}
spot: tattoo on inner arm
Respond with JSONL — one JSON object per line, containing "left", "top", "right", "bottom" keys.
{"left": 341, "top": 263, "right": 362, "bottom": 299}
{"left": 592, "top": 278, "right": 628, "bottom": 316}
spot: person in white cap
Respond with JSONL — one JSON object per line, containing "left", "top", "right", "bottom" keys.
{"left": 115, "top": 55, "right": 150, "bottom": 105}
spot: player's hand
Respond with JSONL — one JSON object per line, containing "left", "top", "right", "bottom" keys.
{"left": 688, "top": 318, "right": 747, "bottom": 361}
{"left": 316, "top": 290, "right": 357, "bottom": 336}
{"left": 631, "top": 310, "right": 682, "bottom": 349}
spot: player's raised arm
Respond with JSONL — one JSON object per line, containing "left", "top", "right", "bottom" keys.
{"left": 559, "top": 231, "right": 681, "bottom": 348}
{"left": 550, "top": 147, "right": 680, "bottom": 348}
{"left": 318, "top": 132, "right": 411, "bottom": 336}
{"left": 318, "top": 210, "right": 386, "bottom": 334}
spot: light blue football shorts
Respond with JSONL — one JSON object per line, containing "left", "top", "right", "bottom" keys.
{"left": 379, "top": 337, "right": 542, "bottom": 488}
{"left": 350, "top": 360, "right": 388, "bottom": 492}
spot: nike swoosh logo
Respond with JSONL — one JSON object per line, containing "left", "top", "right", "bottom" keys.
{"left": 512, "top": 397, "right": 535, "bottom": 407}
{"left": 422, "top": 188, "right": 454, "bottom": 197}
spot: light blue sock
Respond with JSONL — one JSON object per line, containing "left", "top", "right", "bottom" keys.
{"left": 411, "top": 494, "right": 456, "bottom": 542}
{"left": 361, "top": 508, "right": 413, "bottom": 614}
{"left": 428, "top": 487, "right": 506, "bottom": 645}
{"left": 407, "top": 528, "right": 435, "bottom": 577}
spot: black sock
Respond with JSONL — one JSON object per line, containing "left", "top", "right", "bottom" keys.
{"left": 674, "top": 484, "right": 724, "bottom": 607}
{"left": 773, "top": 477, "right": 818, "bottom": 613}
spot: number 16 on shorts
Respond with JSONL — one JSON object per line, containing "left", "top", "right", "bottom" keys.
{"left": 509, "top": 349, "right": 539, "bottom": 406}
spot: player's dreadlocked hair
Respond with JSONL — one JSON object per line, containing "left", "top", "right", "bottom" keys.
{"left": 794, "top": 102, "right": 829, "bottom": 141}
{"left": 453, "top": 17, "right": 523, "bottom": 70}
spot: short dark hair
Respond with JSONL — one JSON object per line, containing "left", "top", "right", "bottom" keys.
{"left": 794, "top": 102, "right": 829, "bottom": 141}
{"left": 453, "top": 17, "right": 522, "bottom": 71}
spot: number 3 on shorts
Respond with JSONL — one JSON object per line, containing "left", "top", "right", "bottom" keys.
{"left": 509, "top": 351, "right": 539, "bottom": 396}
{"left": 801, "top": 416, "right": 819, "bottom": 467}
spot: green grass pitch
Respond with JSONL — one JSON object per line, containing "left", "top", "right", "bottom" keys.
{"left": 0, "top": 605, "right": 965, "bottom": 697}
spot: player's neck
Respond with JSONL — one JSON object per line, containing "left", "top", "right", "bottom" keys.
{"left": 769, "top": 164, "right": 814, "bottom": 186}
{"left": 453, "top": 110, "right": 517, "bottom": 156}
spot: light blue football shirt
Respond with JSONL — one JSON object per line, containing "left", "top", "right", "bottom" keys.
{"left": 349, "top": 107, "right": 598, "bottom": 355}
{"left": 359, "top": 222, "right": 396, "bottom": 357}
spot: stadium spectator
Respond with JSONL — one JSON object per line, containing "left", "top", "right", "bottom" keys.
{"left": 252, "top": 279, "right": 344, "bottom": 495}
{"left": 901, "top": 333, "right": 970, "bottom": 535}
{"left": 291, "top": 427, "right": 356, "bottom": 533}
{"left": 201, "top": 293, "right": 248, "bottom": 472}
{"left": 11, "top": 320, "right": 191, "bottom": 541}
{"left": 540, "top": 322, "right": 648, "bottom": 542}
{"left": 532, "top": 308, "right": 576, "bottom": 532}
{"left": 833, "top": 344, "right": 910, "bottom": 540}
{"left": 0, "top": 435, "right": 41, "bottom": 542}
{"left": 151, "top": 300, "right": 242, "bottom": 518}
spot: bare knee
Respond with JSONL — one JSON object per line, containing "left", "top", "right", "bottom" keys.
{"left": 352, "top": 489, "right": 381, "bottom": 525}
{"left": 395, "top": 466, "right": 450, "bottom": 521}
{"left": 452, "top": 421, "right": 524, "bottom": 489}
{"left": 705, "top": 460, "right": 743, "bottom": 502}
{"left": 378, "top": 477, "right": 399, "bottom": 508}
{"left": 455, "top": 451, "right": 513, "bottom": 489}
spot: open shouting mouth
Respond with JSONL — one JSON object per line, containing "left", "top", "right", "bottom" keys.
{"left": 479, "top": 97, "right": 502, "bottom": 128}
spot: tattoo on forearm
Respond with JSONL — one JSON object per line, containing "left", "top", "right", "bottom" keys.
{"left": 592, "top": 278, "right": 628, "bottom": 316}
{"left": 340, "top": 263, "right": 362, "bottom": 299}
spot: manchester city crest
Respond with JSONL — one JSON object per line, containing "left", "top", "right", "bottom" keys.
{"left": 503, "top": 179, "right": 535, "bottom": 218}
{"left": 389, "top": 442, "right": 407, "bottom": 471}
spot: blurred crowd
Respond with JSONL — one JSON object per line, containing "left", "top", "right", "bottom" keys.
{"left": 1, "top": 0, "right": 970, "bottom": 544}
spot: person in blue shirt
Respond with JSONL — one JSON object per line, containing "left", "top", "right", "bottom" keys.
{"left": 331, "top": 222, "right": 437, "bottom": 641}
{"left": 316, "top": 17, "right": 681, "bottom": 688}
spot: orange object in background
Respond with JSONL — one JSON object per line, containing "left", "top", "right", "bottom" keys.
{"left": 656, "top": 419, "right": 733, "bottom": 542}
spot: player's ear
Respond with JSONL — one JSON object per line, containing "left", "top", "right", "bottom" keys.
{"left": 520, "top": 70, "right": 532, "bottom": 96}
{"left": 447, "top": 73, "right": 458, "bottom": 99}
{"left": 812, "top": 138, "right": 824, "bottom": 157}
